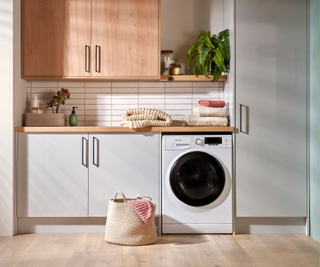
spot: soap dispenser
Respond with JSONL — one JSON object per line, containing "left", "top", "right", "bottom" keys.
{"left": 69, "top": 107, "right": 78, "bottom": 126}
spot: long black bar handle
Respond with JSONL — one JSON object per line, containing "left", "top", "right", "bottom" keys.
{"left": 95, "top": 45, "right": 101, "bottom": 73}
{"left": 82, "top": 137, "right": 88, "bottom": 168}
{"left": 240, "top": 104, "right": 243, "bottom": 133}
{"left": 93, "top": 137, "right": 99, "bottom": 167}
{"left": 85, "top": 45, "right": 90, "bottom": 72}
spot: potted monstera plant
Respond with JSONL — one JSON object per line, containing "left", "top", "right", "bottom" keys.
{"left": 187, "top": 29, "right": 230, "bottom": 82}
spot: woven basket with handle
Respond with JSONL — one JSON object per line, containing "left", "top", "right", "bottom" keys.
{"left": 105, "top": 191, "right": 157, "bottom": 246}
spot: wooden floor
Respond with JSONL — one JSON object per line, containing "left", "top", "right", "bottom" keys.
{"left": 0, "top": 234, "right": 319, "bottom": 267}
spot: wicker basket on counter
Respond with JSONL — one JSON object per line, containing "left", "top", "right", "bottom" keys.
{"left": 25, "top": 113, "right": 65, "bottom": 127}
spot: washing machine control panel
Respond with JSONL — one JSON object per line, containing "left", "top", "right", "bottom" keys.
{"left": 193, "top": 135, "right": 231, "bottom": 147}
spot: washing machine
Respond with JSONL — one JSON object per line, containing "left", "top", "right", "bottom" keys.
{"left": 162, "top": 134, "right": 232, "bottom": 234}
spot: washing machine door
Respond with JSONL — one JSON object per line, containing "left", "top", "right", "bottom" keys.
{"left": 170, "top": 151, "right": 225, "bottom": 207}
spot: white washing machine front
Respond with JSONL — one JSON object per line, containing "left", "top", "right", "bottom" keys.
{"left": 162, "top": 135, "right": 232, "bottom": 233}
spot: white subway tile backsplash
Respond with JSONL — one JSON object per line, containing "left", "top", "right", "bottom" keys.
{"left": 86, "top": 115, "right": 112, "bottom": 121}
{"left": 166, "top": 98, "right": 192, "bottom": 104}
{"left": 165, "top": 82, "right": 192, "bottom": 88}
{"left": 112, "top": 109, "right": 126, "bottom": 115}
{"left": 112, "top": 94, "right": 139, "bottom": 99}
{"left": 112, "top": 82, "right": 139, "bottom": 88}
{"left": 138, "top": 104, "right": 165, "bottom": 110}
{"left": 28, "top": 81, "right": 229, "bottom": 126}
{"left": 112, "top": 104, "right": 139, "bottom": 110}
{"left": 166, "top": 104, "right": 192, "bottom": 110}
{"left": 112, "top": 115, "right": 125, "bottom": 121}
{"left": 86, "top": 88, "right": 112, "bottom": 94}
{"left": 166, "top": 109, "right": 192, "bottom": 115}
{"left": 139, "top": 87, "right": 165, "bottom": 93}
{"left": 112, "top": 87, "right": 139, "bottom": 93}
{"left": 165, "top": 93, "right": 192, "bottom": 99}
{"left": 192, "top": 81, "right": 220, "bottom": 88}
{"left": 139, "top": 98, "right": 165, "bottom": 104}
{"left": 58, "top": 82, "right": 85, "bottom": 88}
{"left": 32, "top": 87, "right": 60, "bottom": 93}
{"left": 85, "top": 98, "right": 112, "bottom": 105}
{"left": 85, "top": 82, "right": 112, "bottom": 88}
{"left": 85, "top": 104, "right": 112, "bottom": 110}
{"left": 112, "top": 98, "right": 138, "bottom": 105}
{"left": 139, "top": 93, "right": 165, "bottom": 99}
{"left": 166, "top": 87, "right": 192, "bottom": 93}
{"left": 139, "top": 82, "right": 165, "bottom": 88}
{"left": 84, "top": 93, "right": 111, "bottom": 99}
{"left": 86, "top": 109, "right": 112, "bottom": 116}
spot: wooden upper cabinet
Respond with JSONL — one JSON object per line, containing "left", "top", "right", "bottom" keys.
{"left": 22, "top": 0, "right": 160, "bottom": 80}
{"left": 91, "top": 0, "right": 160, "bottom": 78}
{"left": 22, "top": 0, "right": 92, "bottom": 78}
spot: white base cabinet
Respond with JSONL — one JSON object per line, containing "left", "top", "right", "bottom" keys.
{"left": 17, "top": 133, "right": 160, "bottom": 218}
{"left": 89, "top": 134, "right": 160, "bottom": 216}
{"left": 17, "top": 134, "right": 89, "bottom": 217}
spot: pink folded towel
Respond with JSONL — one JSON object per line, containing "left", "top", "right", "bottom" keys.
{"left": 127, "top": 199, "right": 155, "bottom": 224}
{"left": 199, "top": 100, "right": 226, "bottom": 107}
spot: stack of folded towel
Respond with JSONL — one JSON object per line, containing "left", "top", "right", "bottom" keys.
{"left": 120, "top": 108, "right": 172, "bottom": 129}
{"left": 184, "top": 100, "right": 228, "bottom": 127}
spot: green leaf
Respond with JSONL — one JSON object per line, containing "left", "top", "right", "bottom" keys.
{"left": 199, "top": 46, "right": 212, "bottom": 67}
{"left": 187, "top": 50, "right": 199, "bottom": 69}
{"left": 187, "top": 42, "right": 200, "bottom": 56}
{"left": 212, "top": 64, "right": 222, "bottom": 82}
{"left": 213, "top": 48, "right": 227, "bottom": 72}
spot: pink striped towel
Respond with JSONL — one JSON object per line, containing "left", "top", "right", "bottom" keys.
{"left": 199, "top": 100, "right": 226, "bottom": 107}
{"left": 127, "top": 199, "right": 155, "bottom": 224}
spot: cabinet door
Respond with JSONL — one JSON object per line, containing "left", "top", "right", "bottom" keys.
{"left": 17, "top": 133, "right": 89, "bottom": 217}
{"left": 22, "top": 0, "right": 91, "bottom": 78}
{"left": 91, "top": 0, "right": 160, "bottom": 79}
{"left": 89, "top": 133, "right": 160, "bottom": 216}
{"left": 235, "top": 0, "right": 307, "bottom": 216}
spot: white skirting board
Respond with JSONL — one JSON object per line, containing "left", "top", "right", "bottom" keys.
{"left": 162, "top": 224, "right": 233, "bottom": 234}
{"left": 234, "top": 217, "right": 307, "bottom": 234}
{"left": 17, "top": 217, "right": 160, "bottom": 234}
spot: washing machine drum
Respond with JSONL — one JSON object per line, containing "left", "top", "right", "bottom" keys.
{"left": 170, "top": 151, "right": 225, "bottom": 207}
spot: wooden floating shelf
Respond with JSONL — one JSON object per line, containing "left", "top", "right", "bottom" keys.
{"left": 160, "top": 75, "right": 228, "bottom": 82}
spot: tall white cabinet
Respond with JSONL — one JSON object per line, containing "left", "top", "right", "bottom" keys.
{"left": 235, "top": 0, "right": 307, "bottom": 217}
{"left": 17, "top": 133, "right": 160, "bottom": 218}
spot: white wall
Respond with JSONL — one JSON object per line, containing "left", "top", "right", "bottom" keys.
{"left": 0, "top": 0, "right": 14, "bottom": 236}
{"left": 0, "top": 0, "right": 26, "bottom": 236}
{"left": 161, "top": 0, "right": 224, "bottom": 75}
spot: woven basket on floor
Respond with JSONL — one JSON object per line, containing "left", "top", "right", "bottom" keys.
{"left": 25, "top": 113, "right": 65, "bottom": 127}
{"left": 105, "top": 191, "right": 157, "bottom": 246}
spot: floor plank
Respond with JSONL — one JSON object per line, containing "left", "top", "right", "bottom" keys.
{"left": 0, "top": 234, "right": 318, "bottom": 267}
{"left": 212, "top": 235, "right": 257, "bottom": 267}
{"left": 256, "top": 234, "right": 318, "bottom": 267}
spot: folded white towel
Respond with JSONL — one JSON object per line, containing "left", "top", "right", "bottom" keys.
{"left": 193, "top": 106, "right": 226, "bottom": 117}
{"left": 183, "top": 115, "right": 228, "bottom": 127}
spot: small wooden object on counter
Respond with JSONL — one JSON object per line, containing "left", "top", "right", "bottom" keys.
{"left": 25, "top": 113, "right": 65, "bottom": 127}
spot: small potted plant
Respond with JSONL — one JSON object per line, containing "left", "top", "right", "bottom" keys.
{"left": 187, "top": 29, "right": 230, "bottom": 82}
{"left": 46, "top": 88, "right": 70, "bottom": 114}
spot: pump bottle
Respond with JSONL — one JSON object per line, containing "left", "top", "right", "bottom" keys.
{"left": 69, "top": 107, "right": 78, "bottom": 126}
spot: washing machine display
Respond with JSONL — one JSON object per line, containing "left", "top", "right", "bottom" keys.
{"left": 170, "top": 151, "right": 225, "bottom": 207}
{"left": 162, "top": 134, "right": 233, "bottom": 234}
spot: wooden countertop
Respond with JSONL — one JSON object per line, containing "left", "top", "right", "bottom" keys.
{"left": 15, "top": 126, "right": 234, "bottom": 133}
